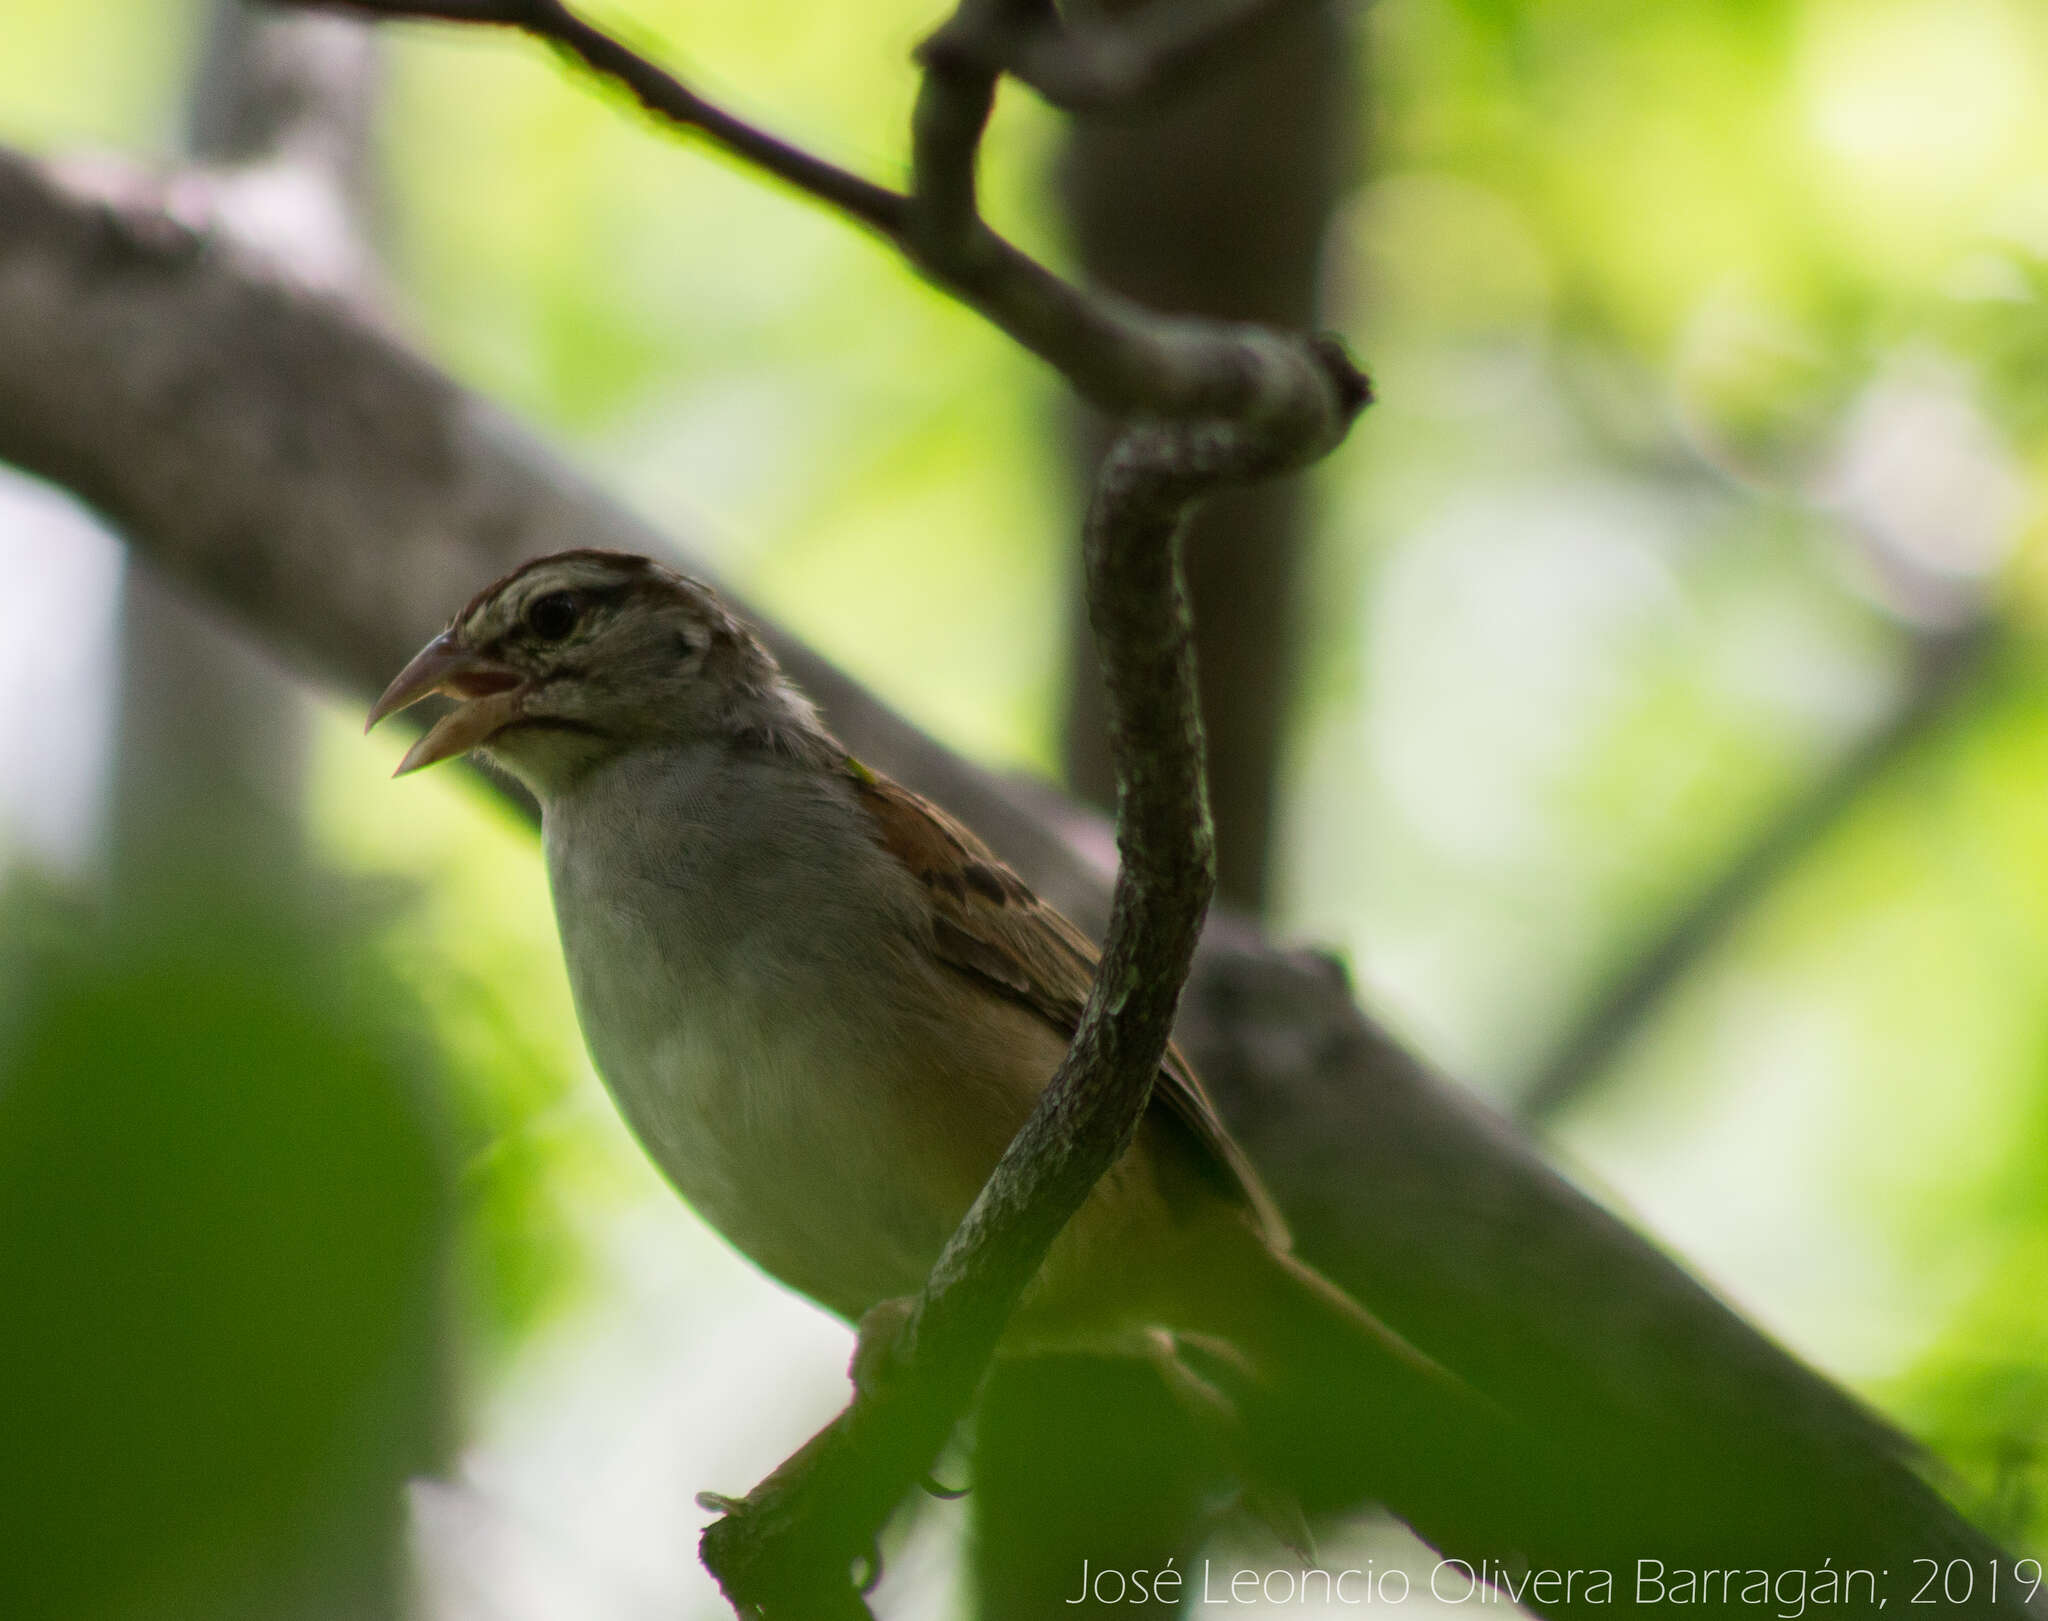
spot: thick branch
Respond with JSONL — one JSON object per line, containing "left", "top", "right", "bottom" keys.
{"left": 2, "top": 150, "right": 2034, "bottom": 1615}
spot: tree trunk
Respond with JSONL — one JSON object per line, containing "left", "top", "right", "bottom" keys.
{"left": 1056, "top": 0, "right": 1357, "bottom": 917}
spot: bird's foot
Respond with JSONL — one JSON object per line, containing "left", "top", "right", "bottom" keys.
{"left": 849, "top": 1295, "right": 918, "bottom": 1397}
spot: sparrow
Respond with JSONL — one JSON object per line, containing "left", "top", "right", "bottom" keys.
{"left": 368, "top": 548, "right": 1492, "bottom": 1526}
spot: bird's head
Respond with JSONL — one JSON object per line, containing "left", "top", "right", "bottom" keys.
{"left": 367, "top": 550, "right": 825, "bottom": 796}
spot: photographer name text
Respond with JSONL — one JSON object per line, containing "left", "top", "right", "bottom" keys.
{"left": 1066, "top": 1556, "right": 2045, "bottom": 1614}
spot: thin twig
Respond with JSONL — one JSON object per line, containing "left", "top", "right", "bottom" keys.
{"left": 529, "top": 0, "right": 910, "bottom": 236}
{"left": 907, "top": 1, "right": 1008, "bottom": 254}
{"left": 271, "top": 0, "right": 906, "bottom": 229}
{"left": 269, "top": 0, "right": 1347, "bottom": 422}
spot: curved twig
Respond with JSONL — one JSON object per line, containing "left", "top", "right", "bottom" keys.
{"left": 254, "top": 1, "right": 1368, "bottom": 1613}
{"left": 696, "top": 400, "right": 1360, "bottom": 1616}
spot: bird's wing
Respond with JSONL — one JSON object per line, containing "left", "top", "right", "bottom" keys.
{"left": 842, "top": 757, "right": 1289, "bottom": 1244}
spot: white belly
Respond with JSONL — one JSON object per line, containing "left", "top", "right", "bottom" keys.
{"left": 541, "top": 750, "right": 990, "bottom": 1319}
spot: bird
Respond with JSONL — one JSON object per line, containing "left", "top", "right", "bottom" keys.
{"left": 367, "top": 547, "right": 1500, "bottom": 1533}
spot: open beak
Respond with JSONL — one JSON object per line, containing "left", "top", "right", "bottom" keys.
{"left": 366, "top": 631, "right": 528, "bottom": 776}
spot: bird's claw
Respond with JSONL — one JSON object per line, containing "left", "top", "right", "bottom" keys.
{"left": 852, "top": 1535, "right": 885, "bottom": 1594}
{"left": 850, "top": 1295, "right": 918, "bottom": 1396}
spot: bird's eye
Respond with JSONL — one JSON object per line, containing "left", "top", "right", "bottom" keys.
{"left": 526, "top": 591, "right": 580, "bottom": 642}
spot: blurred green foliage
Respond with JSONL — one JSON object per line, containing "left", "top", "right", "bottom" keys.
{"left": 0, "top": 879, "right": 452, "bottom": 1620}
{"left": 4, "top": 0, "right": 2048, "bottom": 1602}
{"left": 310, "top": 714, "right": 628, "bottom": 1366}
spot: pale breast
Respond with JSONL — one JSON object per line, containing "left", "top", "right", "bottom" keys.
{"left": 540, "top": 745, "right": 1027, "bottom": 1319}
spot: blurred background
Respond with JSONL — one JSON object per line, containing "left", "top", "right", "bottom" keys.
{"left": 3, "top": 0, "right": 2046, "bottom": 1614}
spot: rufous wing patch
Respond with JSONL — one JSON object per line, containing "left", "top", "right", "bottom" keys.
{"left": 842, "top": 758, "right": 1289, "bottom": 1243}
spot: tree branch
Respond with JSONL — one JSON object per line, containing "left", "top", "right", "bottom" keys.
{"left": 3, "top": 147, "right": 2035, "bottom": 1615}
{"left": 268, "top": 0, "right": 1347, "bottom": 423}
{"left": 702, "top": 404, "right": 1357, "bottom": 1615}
